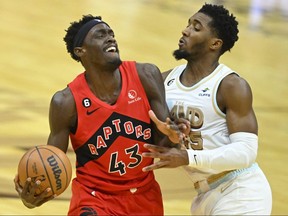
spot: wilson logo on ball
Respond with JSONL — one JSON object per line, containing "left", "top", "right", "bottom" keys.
{"left": 47, "top": 155, "right": 63, "bottom": 191}
{"left": 18, "top": 145, "right": 72, "bottom": 197}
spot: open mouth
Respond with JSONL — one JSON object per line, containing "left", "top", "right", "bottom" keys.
{"left": 105, "top": 46, "right": 117, "bottom": 53}
{"left": 178, "top": 38, "right": 185, "bottom": 46}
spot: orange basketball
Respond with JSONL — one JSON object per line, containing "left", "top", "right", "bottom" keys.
{"left": 18, "top": 145, "right": 72, "bottom": 197}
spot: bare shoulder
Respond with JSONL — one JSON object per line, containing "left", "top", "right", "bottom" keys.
{"left": 51, "top": 87, "right": 74, "bottom": 106}
{"left": 218, "top": 73, "right": 253, "bottom": 111}
{"left": 50, "top": 87, "right": 76, "bottom": 115}
{"left": 134, "top": 62, "right": 165, "bottom": 101}
{"left": 161, "top": 69, "right": 173, "bottom": 81}
{"left": 221, "top": 74, "right": 252, "bottom": 97}
{"left": 135, "top": 62, "right": 161, "bottom": 77}
{"left": 135, "top": 62, "right": 163, "bottom": 86}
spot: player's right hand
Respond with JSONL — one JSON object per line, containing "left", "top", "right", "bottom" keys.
{"left": 149, "top": 110, "right": 190, "bottom": 144}
{"left": 14, "top": 174, "right": 56, "bottom": 208}
{"left": 142, "top": 144, "right": 189, "bottom": 171}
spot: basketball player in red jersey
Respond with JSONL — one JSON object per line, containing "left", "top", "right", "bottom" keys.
{"left": 13, "top": 15, "right": 189, "bottom": 215}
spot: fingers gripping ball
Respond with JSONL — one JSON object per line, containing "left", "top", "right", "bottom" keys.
{"left": 18, "top": 145, "right": 72, "bottom": 197}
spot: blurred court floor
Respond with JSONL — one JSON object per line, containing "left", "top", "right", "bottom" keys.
{"left": 0, "top": 0, "right": 287, "bottom": 215}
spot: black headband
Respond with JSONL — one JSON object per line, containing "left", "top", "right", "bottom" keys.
{"left": 73, "top": 19, "right": 109, "bottom": 49}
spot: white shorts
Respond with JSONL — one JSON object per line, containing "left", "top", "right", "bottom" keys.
{"left": 190, "top": 163, "right": 272, "bottom": 215}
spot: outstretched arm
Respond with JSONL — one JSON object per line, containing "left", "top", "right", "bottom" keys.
{"left": 142, "top": 74, "right": 258, "bottom": 172}
{"left": 137, "top": 63, "right": 189, "bottom": 146}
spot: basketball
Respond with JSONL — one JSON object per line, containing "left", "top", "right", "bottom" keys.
{"left": 18, "top": 145, "right": 72, "bottom": 197}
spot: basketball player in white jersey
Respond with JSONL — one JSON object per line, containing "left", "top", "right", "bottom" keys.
{"left": 142, "top": 3, "right": 272, "bottom": 215}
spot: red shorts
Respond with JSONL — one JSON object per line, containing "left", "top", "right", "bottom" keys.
{"left": 68, "top": 179, "right": 164, "bottom": 215}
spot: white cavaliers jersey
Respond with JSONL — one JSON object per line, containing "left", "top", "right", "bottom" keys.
{"left": 164, "top": 64, "right": 238, "bottom": 182}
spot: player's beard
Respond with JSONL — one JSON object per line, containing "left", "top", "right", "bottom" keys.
{"left": 173, "top": 49, "right": 190, "bottom": 60}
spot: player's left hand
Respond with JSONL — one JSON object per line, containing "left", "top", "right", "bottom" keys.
{"left": 149, "top": 110, "right": 190, "bottom": 144}
{"left": 14, "top": 174, "right": 56, "bottom": 208}
{"left": 142, "top": 144, "right": 189, "bottom": 171}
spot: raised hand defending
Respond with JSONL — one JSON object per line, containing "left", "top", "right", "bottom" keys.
{"left": 148, "top": 110, "right": 190, "bottom": 144}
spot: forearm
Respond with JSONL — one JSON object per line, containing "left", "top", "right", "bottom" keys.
{"left": 187, "top": 132, "right": 258, "bottom": 171}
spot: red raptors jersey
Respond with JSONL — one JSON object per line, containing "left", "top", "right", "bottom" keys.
{"left": 68, "top": 61, "right": 155, "bottom": 193}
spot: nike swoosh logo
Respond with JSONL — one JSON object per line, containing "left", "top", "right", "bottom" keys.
{"left": 86, "top": 107, "right": 100, "bottom": 115}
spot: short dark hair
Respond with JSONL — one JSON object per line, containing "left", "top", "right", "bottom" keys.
{"left": 198, "top": 4, "right": 239, "bottom": 54}
{"left": 63, "top": 15, "right": 102, "bottom": 62}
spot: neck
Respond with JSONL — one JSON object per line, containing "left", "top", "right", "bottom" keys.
{"left": 180, "top": 59, "right": 219, "bottom": 87}
{"left": 85, "top": 67, "right": 122, "bottom": 105}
